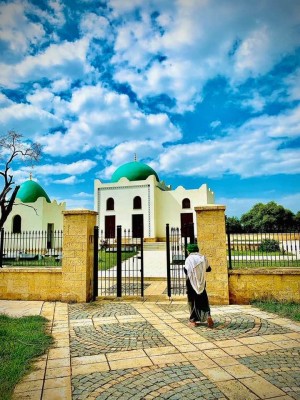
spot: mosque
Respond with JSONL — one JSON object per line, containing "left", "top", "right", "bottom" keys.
{"left": 4, "top": 160, "right": 215, "bottom": 241}
{"left": 94, "top": 160, "right": 215, "bottom": 240}
{"left": 3, "top": 177, "right": 66, "bottom": 240}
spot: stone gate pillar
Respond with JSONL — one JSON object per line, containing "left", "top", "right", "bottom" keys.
{"left": 195, "top": 205, "right": 229, "bottom": 305}
{"left": 61, "top": 210, "right": 98, "bottom": 303}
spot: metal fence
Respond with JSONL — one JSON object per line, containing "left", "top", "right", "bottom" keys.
{"left": 227, "top": 230, "right": 300, "bottom": 269}
{"left": 0, "top": 229, "right": 63, "bottom": 268}
{"left": 96, "top": 226, "right": 144, "bottom": 297}
{"left": 166, "top": 224, "right": 195, "bottom": 297}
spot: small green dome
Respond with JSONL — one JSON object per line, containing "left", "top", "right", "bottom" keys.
{"left": 17, "top": 180, "right": 51, "bottom": 203}
{"left": 111, "top": 161, "right": 159, "bottom": 183}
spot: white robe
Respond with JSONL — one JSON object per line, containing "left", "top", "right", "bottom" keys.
{"left": 184, "top": 252, "right": 209, "bottom": 295}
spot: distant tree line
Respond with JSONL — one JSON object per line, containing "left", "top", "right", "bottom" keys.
{"left": 226, "top": 201, "right": 300, "bottom": 232}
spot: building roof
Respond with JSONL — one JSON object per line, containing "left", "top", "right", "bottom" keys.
{"left": 111, "top": 161, "right": 159, "bottom": 183}
{"left": 16, "top": 180, "right": 51, "bottom": 203}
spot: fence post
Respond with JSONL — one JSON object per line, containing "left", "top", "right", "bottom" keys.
{"left": 166, "top": 224, "right": 171, "bottom": 298}
{"left": 140, "top": 231, "right": 144, "bottom": 297}
{"left": 0, "top": 228, "right": 4, "bottom": 268}
{"left": 227, "top": 231, "right": 232, "bottom": 270}
{"left": 61, "top": 210, "right": 98, "bottom": 303}
{"left": 93, "top": 226, "right": 99, "bottom": 300}
{"left": 195, "top": 205, "right": 229, "bottom": 305}
{"left": 116, "top": 225, "right": 122, "bottom": 297}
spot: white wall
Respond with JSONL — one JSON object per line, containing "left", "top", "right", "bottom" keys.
{"left": 3, "top": 198, "right": 65, "bottom": 232}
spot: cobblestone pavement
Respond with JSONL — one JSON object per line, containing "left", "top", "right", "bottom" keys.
{"left": 1, "top": 294, "right": 299, "bottom": 400}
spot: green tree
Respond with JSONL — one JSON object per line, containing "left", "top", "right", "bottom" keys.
{"left": 226, "top": 216, "right": 243, "bottom": 232}
{"left": 0, "top": 131, "right": 41, "bottom": 229}
{"left": 241, "top": 201, "right": 295, "bottom": 232}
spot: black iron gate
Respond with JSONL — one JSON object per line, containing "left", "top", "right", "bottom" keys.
{"left": 93, "top": 225, "right": 144, "bottom": 300}
{"left": 166, "top": 223, "right": 195, "bottom": 297}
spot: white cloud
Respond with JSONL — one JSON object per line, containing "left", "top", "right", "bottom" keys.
{"left": 110, "top": 0, "right": 300, "bottom": 112}
{"left": 0, "top": 38, "right": 90, "bottom": 88}
{"left": 210, "top": 120, "right": 221, "bottom": 129}
{"left": 80, "top": 12, "right": 109, "bottom": 39}
{"left": 241, "top": 92, "right": 266, "bottom": 113}
{"left": 285, "top": 68, "right": 300, "bottom": 102}
{"left": 0, "top": 0, "right": 45, "bottom": 62}
{"left": 157, "top": 105, "right": 300, "bottom": 179}
{"left": 39, "top": 84, "right": 181, "bottom": 156}
{"left": 53, "top": 176, "right": 84, "bottom": 185}
{"left": 0, "top": 103, "right": 61, "bottom": 138}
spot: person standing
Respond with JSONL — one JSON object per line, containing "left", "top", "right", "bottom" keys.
{"left": 184, "top": 243, "right": 214, "bottom": 328}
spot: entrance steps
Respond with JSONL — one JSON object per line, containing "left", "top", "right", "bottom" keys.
{"left": 143, "top": 241, "right": 166, "bottom": 251}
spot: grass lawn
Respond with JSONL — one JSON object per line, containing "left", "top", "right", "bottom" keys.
{"left": 228, "top": 260, "right": 300, "bottom": 269}
{"left": 251, "top": 299, "right": 300, "bottom": 322}
{"left": 0, "top": 314, "right": 53, "bottom": 400}
{"left": 98, "top": 250, "right": 137, "bottom": 270}
{"left": 3, "top": 257, "right": 61, "bottom": 267}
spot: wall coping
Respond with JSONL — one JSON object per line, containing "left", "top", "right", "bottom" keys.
{"left": 0, "top": 267, "right": 62, "bottom": 273}
{"left": 195, "top": 205, "right": 226, "bottom": 211}
{"left": 63, "top": 210, "right": 98, "bottom": 216}
{"left": 229, "top": 268, "right": 300, "bottom": 275}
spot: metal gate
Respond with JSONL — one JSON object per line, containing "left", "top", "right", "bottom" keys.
{"left": 166, "top": 223, "right": 195, "bottom": 297}
{"left": 93, "top": 225, "right": 144, "bottom": 299}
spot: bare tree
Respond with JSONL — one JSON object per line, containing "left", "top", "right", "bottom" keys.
{"left": 0, "top": 131, "right": 42, "bottom": 229}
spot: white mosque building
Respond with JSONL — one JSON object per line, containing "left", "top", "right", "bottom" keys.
{"left": 4, "top": 161, "right": 215, "bottom": 243}
{"left": 3, "top": 178, "right": 65, "bottom": 240}
{"left": 94, "top": 160, "right": 215, "bottom": 241}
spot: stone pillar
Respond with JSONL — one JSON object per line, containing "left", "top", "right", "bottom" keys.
{"left": 61, "top": 210, "right": 98, "bottom": 303}
{"left": 195, "top": 205, "right": 229, "bottom": 305}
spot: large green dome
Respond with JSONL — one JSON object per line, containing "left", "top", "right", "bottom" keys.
{"left": 17, "top": 180, "right": 51, "bottom": 203}
{"left": 111, "top": 161, "right": 159, "bottom": 183}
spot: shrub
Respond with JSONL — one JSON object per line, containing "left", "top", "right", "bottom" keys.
{"left": 258, "top": 238, "right": 280, "bottom": 252}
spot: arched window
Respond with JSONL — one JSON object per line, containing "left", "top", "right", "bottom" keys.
{"left": 106, "top": 197, "right": 114, "bottom": 210}
{"left": 182, "top": 198, "right": 191, "bottom": 209}
{"left": 12, "top": 215, "right": 21, "bottom": 233}
{"left": 133, "top": 196, "right": 142, "bottom": 209}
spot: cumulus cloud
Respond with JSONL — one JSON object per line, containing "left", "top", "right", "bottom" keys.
{"left": 52, "top": 175, "right": 84, "bottom": 185}
{"left": 110, "top": 0, "right": 300, "bottom": 111}
{"left": 39, "top": 84, "right": 181, "bottom": 156}
{"left": 0, "top": 38, "right": 90, "bottom": 88}
{"left": 157, "top": 105, "right": 300, "bottom": 178}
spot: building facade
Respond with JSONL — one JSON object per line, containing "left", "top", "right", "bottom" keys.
{"left": 3, "top": 179, "right": 65, "bottom": 236}
{"left": 94, "top": 161, "right": 215, "bottom": 240}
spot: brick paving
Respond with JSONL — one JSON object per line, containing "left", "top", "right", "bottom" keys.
{"left": 1, "top": 284, "right": 299, "bottom": 400}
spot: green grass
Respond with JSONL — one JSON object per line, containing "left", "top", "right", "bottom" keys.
{"left": 98, "top": 250, "right": 137, "bottom": 270}
{"left": 251, "top": 299, "right": 300, "bottom": 322}
{"left": 3, "top": 257, "right": 61, "bottom": 267}
{"left": 0, "top": 314, "right": 53, "bottom": 400}
{"left": 228, "top": 250, "right": 290, "bottom": 256}
{"left": 228, "top": 260, "right": 300, "bottom": 269}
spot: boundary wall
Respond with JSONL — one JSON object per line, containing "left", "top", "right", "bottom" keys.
{"left": 0, "top": 208, "right": 299, "bottom": 303}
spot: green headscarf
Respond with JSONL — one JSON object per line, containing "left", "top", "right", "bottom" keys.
{"left": 187, "top": 243, "right": 199, "bottom": 253}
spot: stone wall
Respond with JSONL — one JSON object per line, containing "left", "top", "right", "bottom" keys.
{"left": 0, "top": 210, "right": 98, "bottom": 302}
{"left": 229, "top": 269, "right": 300, "bottom": 304}
{"left": 195, "top": 205, "right": 229, "bottom": 305}
{"left": 0, "top": 268, "right": 62, "bottom": 300}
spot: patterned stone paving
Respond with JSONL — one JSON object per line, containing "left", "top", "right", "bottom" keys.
{"left": 100, "top": 282, "right": 151, "bottom": 296}
{"left": 72, "top": 362, "right": 225, "bottom": 400}
{"left": 179, "top": 312, "right": 293, "bottom": 340}
{"left": 239, "top": 347, "right": 300, "bottom": 400}
{"left": 69, "top": 302, "right": 139, "bottom": 319}
{"left": 70, "top": 322, "right": 172, "bottom": 357}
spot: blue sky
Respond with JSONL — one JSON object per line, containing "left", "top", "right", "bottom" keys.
{"left": 0, "top": 0, "right": 299, "bottom": 217}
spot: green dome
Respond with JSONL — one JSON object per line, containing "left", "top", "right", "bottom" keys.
{"left": 111, "top": 161, "right": 159, "bottom": 183}
{"left": 17, "top": 180, "right": 51, "bottom": 203}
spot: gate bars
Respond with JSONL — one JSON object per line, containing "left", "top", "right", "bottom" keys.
{"left": 166, "top": 223, "right": 195, "bottom": 297}
{"left": 93, "top": 225, "right": 144, "bottom": 299}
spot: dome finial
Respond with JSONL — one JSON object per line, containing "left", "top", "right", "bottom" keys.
{"left": 29, "top": 172, "right": 32, "bottom": 180}
{"left": 134, "top": 153, "right": 137, "bottom": 162}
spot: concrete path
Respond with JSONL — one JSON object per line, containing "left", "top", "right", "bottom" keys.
{"left": 1, "top": 285, "right": 300, "bottom": 400}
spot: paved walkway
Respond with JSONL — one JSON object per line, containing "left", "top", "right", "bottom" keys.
{"left": 1, "top": 284, "right": 300, "bottom": 400}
